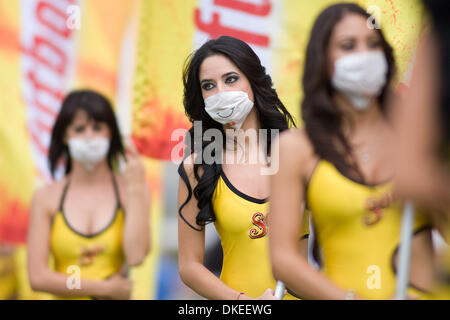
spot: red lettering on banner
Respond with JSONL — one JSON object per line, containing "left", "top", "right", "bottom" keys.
{"left": 214, "top": 0, "right": 271, "bottom": 16}
{"left": 36, "top": 1, "right": 70, "bottom": 38}
{"left": 23, "top": 36, "right": 66, "bottom": 75}
{"left": 194, "top": 9, "right": 269, "bottom": 47}
{"left": 29, "top": 127, "right": 49, "bottom": 156}
{"left": 36, "top": 118, "right": 52, "bottom": 132}
{"left": 26, "top": 96, "right": 57, "bottom": 118}
{"left": 21, "top": 0, "right": 75, "bottom": 178}
{"left": 26, "top": 69, "right": 64, "bottom": 100}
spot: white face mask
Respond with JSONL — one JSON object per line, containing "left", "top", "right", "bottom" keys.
{"left": 331, "top": 51, "right": 388, "bottom": 111}
{"left": 204, "top": 91, "right": 254, "bottom": 130}
{"left": 68, "top": 137, "right": 110, "bottom": 171}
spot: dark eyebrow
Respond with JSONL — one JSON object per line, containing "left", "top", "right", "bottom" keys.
{"left": 222, "top": 71, "right": 239, "bottom": 78}
{"left": 200, "top": 71, "right": 239, "bottom": 84}
{"left": 336, "top": 36, "right": 356, "bottom": 43}
{"left": 367, "top": 34, "right": 381, "bottom": 40}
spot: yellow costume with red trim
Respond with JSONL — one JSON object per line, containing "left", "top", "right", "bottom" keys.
{"left": 212, "top": 168, "right": 309, "bottom": 299}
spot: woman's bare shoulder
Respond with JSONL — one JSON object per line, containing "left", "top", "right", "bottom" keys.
{"left": 277, "top": 128, "right": 315, "bottom": 160}
{"left": 274, "top": 128, "right": 318, "bottom": 184}
{"left": 32, "top": 178, "right": 68, "bottom": 217}
{"left": 180, "top": 153, "right": 204, "bottom": 182}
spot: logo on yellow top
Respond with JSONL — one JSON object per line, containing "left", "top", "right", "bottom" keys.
{"left": 363, "top": 193, "right": 394, "bottom": 226}
{"left": 249, "top": 212, "right": 268, "bottom": 239}
{"left": 79, "top": 244, "right": 105, "bottom": 266}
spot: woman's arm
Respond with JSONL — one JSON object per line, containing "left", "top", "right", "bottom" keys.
{"left": 298, "top": 208, "right": 310, "bottom": 259}
{"left": 121, "top": 144, "right": 151, "bottom": 266}
{"left": 405, "top": 229, "right": 438, "bottom": 293}
{"left": 269, "top": 130, "right": 352, "bottom": 300}
{"left": 394, "top": 31, "right": 450, "bottom": 214}
{"left": 27, "top": 186, "right": 130, "bottom": 299}
{"left": 178, "top": 158, "right": 253, "bottom": 300}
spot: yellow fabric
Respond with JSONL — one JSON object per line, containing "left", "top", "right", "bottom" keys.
{"left": 433, "top": 225, "right": 450, "bottom": 300}
{"left": 10, "top": 245, "right": 53, "bottom": 300}
{"left": 435, "top": 255, "right": 450, "bottom": 300}
{"left": 212, "top": 172, "right": 309, "bottom": 299}
{"left": 0, "top": 253, "right": 17, "bottom": 299}
{"left": 307, "top": 160, "right": 432, "bottom": 300}
{"left": 50, "top": 208, "right": 125, "bottom": 300}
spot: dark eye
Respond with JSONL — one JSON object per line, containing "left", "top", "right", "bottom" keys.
{"left": 368, "top": 39, "right": 382, "bottom": 48}
{"left": 74, "top": 125, "right": 85, "bottom": 133}
{"left": 225, "top": 75, "right": 239, "bottom": 84}
{"left": 340, "top": 41, "right": 355, "bottom": 51}
{"left": 202, "top": 82, "right": 215, "bottom": 91}
{"left": 93, "top": 123, "right": 103, "bottom": 131}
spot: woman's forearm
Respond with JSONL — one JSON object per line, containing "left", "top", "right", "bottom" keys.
{"left": 419, "top": 164, "right": 450, "bottom": 213}
{"left": 29, "top": 268, "right": 107, "bottom": 298}
{"left": 272, "top": 249, "right": 350, "bottom": 300}
{"left": 179, "top": 261, "right": 243, "bottom": 300}
{"left": 123, "top": 187, "right": 150, "bottom": 266}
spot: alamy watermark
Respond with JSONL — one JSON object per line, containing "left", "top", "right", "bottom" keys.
{"left": 66, "top": 265, "right": 81, "bottom": 290}
{"left": 366, "top": 264, "right": 381, "bottom": 290}
{"left": 66, "top": 5, "right": 81, "bottom": 30}
{"left": 171, "top": 121, "right": 280, "bottom": 175}
{"left": 367, "top": 5, "right": 381, "bottom": 30}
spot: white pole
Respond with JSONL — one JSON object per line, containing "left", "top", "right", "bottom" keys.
{"left": 275, "top": 281, "right": 285, "bottom": 300}
{"left": 395, "top": 201, "right": 415, "bottom": 300}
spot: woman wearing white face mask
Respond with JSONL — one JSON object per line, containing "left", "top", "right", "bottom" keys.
{"left": 27, "top": 90, "right": 150, "bottom": 299}
{"left": 269, "top": 3, "right": 437, "bottom": 299}
{"left": 177, "top": 36, "right": 310, "bottom": 300}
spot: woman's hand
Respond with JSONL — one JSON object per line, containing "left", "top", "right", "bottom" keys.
{"left": 122, "top": 141, "right": 146, "bottom": 191}
{"left": 238, "top": 288, "right": 279, "bottom": 300}
{"left": 257, "top": 288, "right": 279, "bottom": 300}
{"left": 100, "top": 272, "right": 132, "bottom": 300}
{"left": 120, "top": 140, "right": 151, "bottom": 266}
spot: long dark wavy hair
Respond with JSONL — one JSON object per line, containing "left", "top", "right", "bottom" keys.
{"left": 301, "top": 3, "right": 396, "bottom": 183}
{"left": 49, "top": 89, "right": 125, "bottom": 178}
{"left": 179, "top": 35, "right": 295, "bottom": 230}
{"left": 422, "top": 0, "right": 450, "bottom": 158}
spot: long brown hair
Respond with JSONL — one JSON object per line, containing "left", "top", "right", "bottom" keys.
{"left": 422, "top": 0, "right": 450, "bottom": 158}
{"left": 301, "top": 3, "right": 396, "bottom": 183}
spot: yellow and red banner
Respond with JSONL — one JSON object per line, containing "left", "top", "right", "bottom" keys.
{"left": 0, "top": 0, "right": 427, "bottom": 299}
{"left": 0, "top": 0, "right": 161, "bottom": 299}
{"left": 130, "top": 0, "right": 426, "bottom": 162}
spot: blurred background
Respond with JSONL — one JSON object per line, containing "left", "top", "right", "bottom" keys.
{"left": 0, "top": 0, "right": 440, "bottom": 299}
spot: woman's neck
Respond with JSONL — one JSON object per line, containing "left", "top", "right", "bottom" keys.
{"left": 69, "top": 160, "right": 111, "bottom": 184}
{"left": 240, "top": 107, "right": 260, "bottom": 132}
{"left": 223, "top": 108, "right": 267, "bottom": 164}
{"left": 334, "top": 93, "right": 387, "bottom": 139}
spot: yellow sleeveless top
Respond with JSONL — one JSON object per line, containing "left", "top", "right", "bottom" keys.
{"left": 434, "top": 227, "right": 450, "bottom": 299}
{"left": 437, "top": 150, "right": 450, "bottom": 299}
{"left": 50, "top": 175, "right": 125, "bottom": 300}
{"left": 307, "top": 160, "right": 432, "bottom": 299}
{"left": 435, "top": 147, "right": 450, "bottom": 299}
{"left": 212, "top": 168, "right": 309, "bottom": 299}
